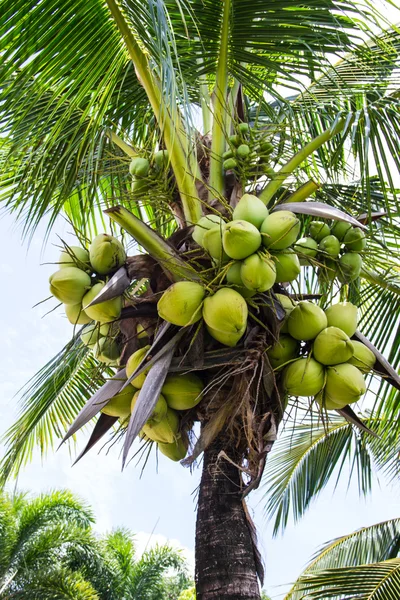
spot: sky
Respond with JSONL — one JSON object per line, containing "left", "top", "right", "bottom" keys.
{"left": 0, "top": 211, "right": 399, "bottom": 599}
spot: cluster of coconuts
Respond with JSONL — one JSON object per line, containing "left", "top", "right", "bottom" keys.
{"left": 222, "top": 124, "right": 275, "bottom": 179}
{"left": 100, "top": 347, "right": 204, "bottom": 461}
{"left": 129, "top": 150, "right": 169, "bottom": 194}
{"left": 266, "top": 299, "right": 376, "bottom": 409}
{"left": 48, "top": 234, "right": 126, "bottom": 365}
{"left": 295, "top": 220, "right": 366, "bottom": 283}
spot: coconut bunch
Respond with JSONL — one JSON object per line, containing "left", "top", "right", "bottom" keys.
{"left": 129, "top": 150, "right": 170, "bottom": 194}
{"left": 295, "top": 219, "right": 366, "bottom": 283}
{"left": 266, "top": 299, "right": 376, "bottom": 410}
{"left": 48, "top": 234, "right": 127, "bottom": 364}
{"left": 100, "top": 347, "right": 204, "bottom": 460}
{"left": 222, "top": 124, "right": 275, "bottom": 179}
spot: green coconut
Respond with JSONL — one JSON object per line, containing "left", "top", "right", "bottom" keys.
{"left": 126, "top": 345, "right": 151, "bottom": 388}
{"left": 131, "top": 390, "right": 168, "bottom": 423}
{"left": 275, "top": 294, "right": 297, "bottom": 333}
{"left": 129, "top": 157, "right": 150, "bottom": 178}
{"left": 313, "top": 326, "right": 354, "bottom": 365}
{"left": 288, "top": 301, "right": 328, "bottom": 341}
{"left": 267, "top": 335, "right": 300, "bottom": 369}
{"left": 240, "top": 253, "right": 276, "bottom": 292}
{"left": 232, "top": 194, "right": 269, "bottom": 228}
{"left": 325, "top": 363, "right": 366, "bottom": 405}
{"left": 203, "top": 288, "right": 248, "bottom": 336}
{"left": 93, "top": 337, "right": 120, "bottom": 366}
{"left": 238, "top": 123, "right": 250, "bottom": 135}
{"left": 331, "top": 220, "right": 352, "bottom": 241}
{"left": 318, "top": 235, "right": 341, "bottom": 258}
{"left": 338, "top": 253, "right": 362, "bottom": 283}
{"left": 272, "top": 250, "right": 301, "bottom": 283}
{"left": 225, "top": 262, "right": 256, "bottom": 298}
{"left": 318, "top": 259, "right": 337, "bottom": 282}
{"left": 260, "top": 211, "right": 300, "bottom": 250}
{"left": 153, "top": 150, "right": 169, "bottom": 171}
{"left": 283, "top": 358, "right": 325, "bottom": 397}
{"left": 49, "top": 267, "right": 92, "bottom": 305}
{"left": 223, "top": 220, "right": 262, "bottom": 260}
{"left": 203, "top": 227, "right": 229, "bottom": 263}
{"left": 192, "top": 215, "right": 225, "bottom": 247}
{"left": 142, "top": 408, "right": 180, "bottom": 443}
{"left": 315, "top": 392, "right": 346, "bottom": 410}
{"left": 99, "top": 323, "right": 111, "bottom": 336}
{"left": 64, "top": 303, "right": 92, "bottom": 325}
{"left": 324, "top": 302, "right": 358, "bottom": 337}
{"left": 348, "top": 341, "right": 376, "bottom": 372}
{"left": 237, "top": 144, "right": 250, "bottom": 158}
{"left": 83, "top": 283, "right": 122, "bottom": 322}
{"left": 223, "top": 158, "right": 237, "bottom": 170}
{"left": 158, "top": 435, "right": 188, "bottom": 461}
{"left": 309, "top": 221, "right": 330, "bottom": 242}
{"left": 89, "top": 234, "right": 126, "bottom": 275}
{"left": 101, "top": 387, "right": 135, "bottom": 419}
{"left": 343, "top": 228, "right": 366, "bottom": 252}
{"left": 59, "top": 246, "right": 91, "bottom": 271}
{"left": 294, "top": 237, "right": 318, "bottom": 265}
{"left": 80, "top": 323, "right": 103, "bottom": 347}
{"left": 157, "top": 281, "right": 205, "bottom": 327}
{"left": 161, "top": 373, "right": 204, "bottom": 410}
{"left": 206, "top": 324, "right": 246, "bottom": 347}
{"left": 131, "top": 177, "right": 149, "bottom": 194}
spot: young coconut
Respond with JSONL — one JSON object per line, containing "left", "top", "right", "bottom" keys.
{"left": 142, "top": 407, "right": 180, "bottom": 443}
{"left": 325, "top": 363, "right": 366, "bottom": 405}
{"left": 157, "top": 281, "right": 205, "bottom": 326}
{"left": 129, "top": 157, "right": 150, "bottom": 178}
{"left": 206, "top": 325, "right": 246, "bottom": 347}
{"left": 275, "top": 294, "right": 297, "bottom": 333}
{"left": 101, "top": 387, "right": 135, "bottom": 419}
{"left": 260, "top": 211, "right": 300, "bottom": 250}
{"left": 203, "top": 288, "right": 248, "bottom": 336}
{"left": 309, "top": 221, "right": 330, "bottom": 242}
{"left": 64, "top": 303, "right": 92, "bottom": 325}
{"left": 203, "top": 227, "right": 230, "bottom": 264}
{"left": 126, "top": 345, "right": 151, "bottom": 388}
{"left": 331, "top": 220, "right": 352, "bottom": 241}
{"left": 49, "top": 267, "right": 92, "bottom": 305}
{"left": 81, "top": 323, "right": 103, "bottom": 347}
{"left": 158, "top": 434, "right": 188, "bottom": 461}
{"left": 272, "top": 249, "right": 301, "bottom": 283}
{"left": 343, "top": 228, "right": 367, "bottom": 252}
{"left": 287, "top": 301, "right": 328, "bottom": 341}
{"left": 324, "top": 302, "right": 358, "bottom": 337}
{"left": 318, "top": 235, "right": 341, "bottom": 258}
{"left": 59, "top": 246, "right": 91, "bottom": 271}
{"left": 348, "top": 341, "right": 376, "bottom": 372}
{"left": 223, "top": 220, "right": 262, "bottom": 260}
{"left": 89, "top": 234, "right": 126, "bottom": 275}
{"left": 93, "top": 337, "right": 121, "bottom": 366}
{"left": 267, "top": 335, "right": 300, "bottom": 369}
{"left": 161, "top": 373, "right": 204, "bottom": 410}
{"left": 131, "top": 390, "right": 168, "bottom": 423}
{"left": 313, "top": 326, "right": 354, "bottom": 365}
{"left": 315, "top": 391, "right": 346, "bottom": 410}
{"left": 338, "top": 253, "right": 362, "bottom": 283}
{"left": 226, "top": 262, "right": 256, "bottom": 299}
{"left": 318, "top": 259, "right": 337, "bottom": 282}
{"left": 232, "top": 194, "right": 269, "bottom": 228}
{"left": 192, "top": 215, "right": 225, "bottom": 247}
{"left": 294, "top": 237, "right": 318, "bottom": 265}
{"left": 83, "top": 282, "right": 122, "bottom": 322}
{"left": 283, "top": 358, "right": 325, "bottom": 397}
{"left": 240, "top": 253, "right": 276, "bottom": 292}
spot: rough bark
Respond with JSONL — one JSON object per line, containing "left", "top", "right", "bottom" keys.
{"left": 195, "top": 433, "right": 261, "bottom": 600}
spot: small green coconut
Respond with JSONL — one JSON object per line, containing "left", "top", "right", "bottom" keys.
{"left": 283, "top": 358, "right": 325, "bottom": 397}
{"left": 287, "top": 301, "right": 328, "bottom": 341}
{"left": 343, "top": 228, "right": 366, "bottom": 252}
{"left": 131, "top": 391, "right": 168, "bottom": 423}
{"left": 309, "top": 221, "right": 330, "bottom": 242}
{"left": 126, "top": 345, "right": 151, "bottom": 388}
{"left": 206, "top": 324, "right": 246, "bottom": 347}
{"left": 203, "top": 227, "right": 229, "bottom": 263}
{"left": 83, "top": 283, "right": 122, "bottom": 323}
{"left": 260, "top": 211, "right": 300, "bottom": 250}
{"left": 101, "top": 387, "right": 135, "bottom": 419}
{"left": 157, "top": 282, "right": 205, "bottom": 327}
{"left": 232, "top": 194, "right": 269, "bottom": 228}
{"left": 142, "top": 408, "right": 180, "bottom": 443}
{"left": 223, "top": 220, "right": 262, "bottom": 260}
{"left": 158, "top": 434, "right": 188, "bottom": 461}
{"left": 129, "top": 157, "right": 150, "bottom": 178}
{"left": 192, "top": 215, "right": 225, "bottom": 247}
{"left": 324, "top": 302, "right": 358, "bottom": 337}
{"left": 338, "top": 253, "right": 362, "bottom": 283}
{"left": 325, "top": 363, "right": 366, "bottom": 405}
{"left": 49, "top": 267, "right": 92, "bottom": 305}
{"left": 240, "top": 253, "right": 276, "bottom": 292}
{"left": 162, "top": 373, "right": 204, "bottom": 410}
{"left": 93, "top": 337, "right": 120, "bottom": 366}
{"left": 272, "top": 249, "right": 301, "bottom": 283}
{"left": 267, "top": 335, "right": 300, "bottom": 369}
{"left": 64, "top": 303, "right": 92, "bottom": 325}
{"left": 331, "top": 220, "right": 352, "bottom": 241}
{"left": 203, "top": 288, "right": 248, "bottom": 336}
{"left": 58, "top": 246, "right": 91, "bottom": 271}
{"left": 89, "top": 234, "right": 126, "bottom": 275}
{"left": 318, "top": 235, "right": 341, "bottom": 258}
{"left": 313, "top": 326, "right": 354, "bottom": 365}
{"left": 80, "top": 323, "right": 103, "bottom": 347}
{"left": 294, "top": 237, "right": 318, "bottom": 265}
{"left": 348, "top": 341, "right": 376, "bottom": 373}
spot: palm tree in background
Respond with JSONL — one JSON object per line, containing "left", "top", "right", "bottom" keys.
{"left": 0, "top": 490, "right": 190, "bottom": 599}
{"left": 1, "top": 0, "right": 400, "bottom": 598}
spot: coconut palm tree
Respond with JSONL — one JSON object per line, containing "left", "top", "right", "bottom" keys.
{"left": 1, "top": 1, "right": 400, "bottom": 599}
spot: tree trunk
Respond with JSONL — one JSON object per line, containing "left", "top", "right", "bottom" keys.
{"left": 195, "top": 433, "right": 261, "bottom": 600}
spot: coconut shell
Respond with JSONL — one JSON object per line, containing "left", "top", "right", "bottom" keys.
{"left": 283, "top": 358, "right": 325, "bottom": 396}
{"left": 59, "top": 246, "right": 91, "bottom": 271}
{"left": 158, "top": 434, "right": 188, "bottom": 461}
{"left": 203, "top": 288, "right": 248, "bottom": 334}
{"left": 260, "top": 211, "right": 300, "bottom": 250}
{"left": 126, "top": 345, "right": 151, "bottom": 388}
{"left": 49, "top": 267, "right": 92, "bottom": 305}
{"left": 324, "top": 302, "right": 358, "bottom": 337}
{"left": 64, "top": 303, "right": 92, "bottom": 325}
{"left": 309, "top": 221, "right": 330, "bottom": 242}
{"left": 272, "top": 250, "right": 301, "bottom": 283}
{"left": 325, "top": 363, "right": 366, "bottom": 405}
{"left": 240, "top": 253, "right": 276, "bottom": 292}
{"left": 83, "top": 283, "right": 122, "bottom": 323}
{"left": 192, "top": 215, "right": 225, "bottom": 247}
{"left": 223, "top": 220, "right": 262, "bottom": 260}
{"left": 161, "top": 373, "right": 204, "bottom": 410}
{"left": 343, "top": 228, "right": 366, "bottom": 252}
{"left": 89, "top": 234, "right": 126, "bottom": 275}
{"left": 348, "top": 341, "right": 376, "bottom": 372}
{"left": 142, "top": 408, "right": 179, "bottom": 443}
{"left": 318, "top": 235, "right": 341, "bottom": 258}
{"left": 101, "top": 387, "right": 135, "bottom": 419}
{"left": 313, "top": 326, "right": 354, "bottom": 365}
{"left": 287, "top": 301, "right": 328, "bottom": 341}
{"left": 267, "top": 335, "right": 300, "bottom": 368}
{"left": 157, "top": 281, "right": 205, "bottom": 327}
{"left": 232, "top": 194, "right": 269, "bottom": 228}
